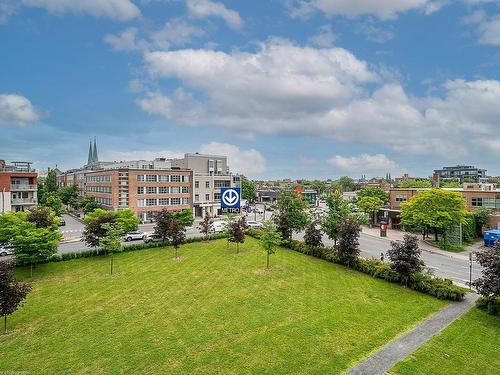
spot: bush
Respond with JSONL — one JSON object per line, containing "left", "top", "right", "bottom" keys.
{"left": 476, "top": 297, "right": 500, "bottom": 316}
{"left": 410, "top": 272, "right": 467, "bottom": 301}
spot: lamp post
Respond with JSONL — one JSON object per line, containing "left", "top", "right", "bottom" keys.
{"left": 469, "top": 252, "right": 473, "bottom": 291}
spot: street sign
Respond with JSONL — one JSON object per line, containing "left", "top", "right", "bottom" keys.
{"left": 221, "top": 188, "right": 241, "bottom": 209}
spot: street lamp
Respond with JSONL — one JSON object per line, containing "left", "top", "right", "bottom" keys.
{"left": 469, "top": 252, "right": 473, "bottom": 291}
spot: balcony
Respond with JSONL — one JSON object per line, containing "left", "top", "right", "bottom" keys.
{"left": 11, "top": 198, "right": 37, "bottom": 205}
{"left": 10, "top": 184, "right": 37, "bottom": 191}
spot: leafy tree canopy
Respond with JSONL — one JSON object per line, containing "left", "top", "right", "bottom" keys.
{"left": 398, "top": 179, "right": 432, "bottom": 188}
{"left": 274, "top": 190, "right": 310, "bottom": 239}
{"left": 27, "top": 206, "right": 59, "bottom": 230}
{"left": 358, "top": 187, "right": 389, "bottom": 204}
{"left": 241, "top": 176, "right": 257, "bottom": 203}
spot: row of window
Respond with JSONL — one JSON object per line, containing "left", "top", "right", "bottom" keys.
{"left": 395, "top": 195, "right": 407, "bottom": 202}
{"left": 194, "top": 180, "right": 231, "bottom": 189}
{"left": 194, "top": 193, "right": 221, "bottom": 202}
{"left": 137, "top": 198, "right": 189, "bottom": 207}
{"left": 95, "top": 197, "right": 112, "bottom": 206}
{"left": 86, "top": 175, "right": 112, "bottom": 182}
{"left": 86, "top": 186, "right": 112, "bottom": 194}
{"left": 471, "top": 197, "right": 500, "bottom": 209}
{"left": 137, "top": 186, "right": 189, "bottom": 194}
{"left": 136, "top": 175, "right": 189, "bottom": 183}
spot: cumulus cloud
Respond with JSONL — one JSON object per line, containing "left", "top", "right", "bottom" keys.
{"left": 199, "top": 142, "right": 267, "bottom": 175}
{"left": 21, "top": 0, "right": 140, "bottom": 21}
{"left": 0, "top": 94, "right": 42, "bottom": 125}
{"left": 327, "top": 153, "right": 403, "bottom": 176}
{"left": 308, "top": 24, "right": 337, "bottom": 47}
{"left": 104, "top": 27, "right": 147, "bottom": 52}
{"left": 288, "top": 0, "right": 440, "bottom": 20}
{"left": 186, "top": 0, "right": 243, "bottom": 29}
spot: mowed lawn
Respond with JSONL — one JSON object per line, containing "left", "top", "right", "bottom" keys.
{"left": 1, "top": 238, "right": 447, "bottom": 374}
{"left": 390, "top": 308, "right": 500, "bottom": 375}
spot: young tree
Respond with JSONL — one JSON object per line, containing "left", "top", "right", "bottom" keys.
{"left": 154, "top": 209, "right": 174, "bottom": 243}
{"left": 322, "top": 190, "right": 350, "bottom": 245}
{"left": 44, "top": 169, "right": 58, "bottom": 193}
{"left": 171, "top": 209, "right": 194, "bottom": 228}
{"left": 274, "top": 190, "right": 309, "bottom": 240}
{"left": 0, "top": 260, "right": 31, "bottom": 334}
{"left": 387, "top": 235, "right": 423, "bottom": 286}
{"left": 259, "top": 220, "right": 282, "bottom": 268}
{"left": 304, "top": 220, "right": 323, "bottom": 248}
{"left": 357, "top": 196, "right": 384, "bottom": 227}
{"left": 82, "top": 210, "right": 120, "bottom": 248}
{"left": 198, "top": 213, "right": 214, "bottom": 240}
{"left": 241, "top": 176, "right": 257, "bottom": 203}
{"left": 99, "top": 223, "right": 123, "bottom": 275}
{"left": 401, "top": 189, "right": 467, "bottom": 246}
{"left": 337, "top": 217, "right": 361, "bottom": 266}
{"left": 229, "top": 216, "right": 247, "bottom": 253}
{"left": 472, "top": 243, "right": 500, "bottom": 302}
{"left": 11, "top": 227, "right": 61, "bottom": 277}
{"left": 27, "top": 206, "right": 59, "bottom": 230}
{"left": 169, "top": 219, "right": 186, "bottom": 258}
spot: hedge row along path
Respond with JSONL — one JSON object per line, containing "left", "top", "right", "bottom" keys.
{"left": 346, "top": 293, "right": 478, "bottom": 375}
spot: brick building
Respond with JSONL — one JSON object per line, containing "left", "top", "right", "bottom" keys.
{"left": 0, "top": 160, "right": 38, "bottom": 213}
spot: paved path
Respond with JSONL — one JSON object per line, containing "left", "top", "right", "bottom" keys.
{"left": 346, "top": 293, "right": 479, "bottom": 375}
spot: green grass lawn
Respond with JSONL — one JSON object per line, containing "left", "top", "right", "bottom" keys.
{"left": 389, "top": 308, "right": 500, "bottom": 375}
{"left": 1, "top": 238, "right": 447, "bottom": 374}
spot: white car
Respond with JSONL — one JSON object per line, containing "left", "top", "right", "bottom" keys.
{"left": 143, "top": 232, "right": 163, "bottom": 243}
{"left": 123, "top": 231, "right": 145, "bottom": 241}
{"left": 0, "top": 245, "right": 14, "bottom": 257}
{"left": 212, "top": 221, "right": 227, "bottom": 233}
{"left": 246, "top": 220, "right": 264, "bottom": 229}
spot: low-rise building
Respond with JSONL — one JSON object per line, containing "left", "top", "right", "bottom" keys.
{"left": 433, "top": 165, "right": 487, "bottom": 183}
{"left": 0, "top": 160, "right": 38, "bottom": 213}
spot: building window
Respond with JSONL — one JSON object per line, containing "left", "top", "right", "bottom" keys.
{"left": 158, "top": 186, "right": 169, "bottom": 194}
{"left": 205, "top": 193, "right": 210, "bottom": 201}
{"left": 182, "top": 198, "right": 189, "bottom": 205}
{"left": 171, "top": 175, "right": 181, "bottom": 182}
{"left": 137, "top": 175, "right": 145, "bottom": 182}
{"left": 214, "top": 193, "right": 221, "bottom": 202}
{"left": 472, "top": 197, "right": 498, "bottom": 208}
{"left": 182, "top": 186, "right": 189, "bottom": 194}
{"left": 171, "top": 186, "right": 180, "bottom": 194}
{"left": 158, "top": 175, "right": 169, "bottom": 182}
{"left": 146, "top": 198, "right": 157, "bottom": 206}
{"left": 195, "top": 194, "right": 199, "bottom": 201}
{"left": 395, "top": 195, "right": 407, "bottom": 202}
{"left": 137, "top": 199, "right": 145, "bottom": 207}
{"left": 146, "top": 175, "right": 157, "bottom": 182}
{"left": 182, "top": 175, "right": 189, "bottom": 182}
{"left": 195, "top": 181, "right": 199, "bottom": 189}
{"left": 205, "top": 181, "right": 210, "bottom": 188}
{"left": 137, "top": 187, "right": 144, "bottom": 195}
{"left": 146, "top": 186, "right": 157, "bottom": 194}
{"left": 171, "top": 197, "right": 181, "bottom": 205}
{"left": 159, "top": 198, "right": 169, "bottom": 206}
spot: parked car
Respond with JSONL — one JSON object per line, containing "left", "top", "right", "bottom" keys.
{"left": 123, "top": 231, "right": 145, "bottom": 241}
{"left": 212, "top": 221, "right": 227, "bottom": 233}
{"left": 58, "top": 217, "right": 66, "bottom": 226}
{"left": 246, "top": 220, "right": 264, "bottom": 229}
{"left": 0, "top": 245, "right": 14, "bottom": 257}
{"left": 142, "top": 232, "right": 163, "bottom": 243}
{"left": 253, "top": 208, "right": 264, "bottom": 214}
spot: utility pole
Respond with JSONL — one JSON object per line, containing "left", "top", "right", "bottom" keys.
{"left": 469, "top": 252, "right": 473, "bottom": 291}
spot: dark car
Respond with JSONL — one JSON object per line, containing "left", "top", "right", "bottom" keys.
{"left": 58, "top": 218, "right": 66, "bottom": 226}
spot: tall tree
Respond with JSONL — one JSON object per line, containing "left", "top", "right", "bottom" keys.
{"left": 358, "top": 187, "right": 389, "bottom": 204}
{"left": 387, "top": 235, "right": 423, "bottom": 286}
{"left": 99, "top": 223, "right": 123, "bottom": 275}
{"left": 41, "top": 192, "right": 64, "bottom": 216}
{"left": 171, "top": 209, "right": 194, "bottom": 228}
{"left": 474, "top": 208, "right": 492, "bottom": 236}
{"left": 58, "top": 185, "right": 79, "bottom": 208}
{"left": 241, "top": 176, "right": 257, "bottom": 203}
{"left": 27, "top": 206, "right": 59, "bottom": 230}
{"left": 304, "top": 220, "right": 323, "bottom": 248}
{"left": 401, "top": 189, "right": 467, "bottom": 245}
{"left": 45, "top": 169, "right": 58, "bottom": 193}
{"left": 259, "top": 220, "right": 282, "bottom": 268}
{"left": 274, "top": 190, "right": 309, "bottom": 240}
{"left": 337, "top": 217, "right": 361, "bottom": 266}
{"left": 80, "top": 195, "right": 99, "bottom": 214}
{"left": 0, "top": 212, "right": 31, "bottom": 246}
{"left": 357, "top": 196, "right": 384, "bottom": 226}
{"left": 198, "top": 214, "right": 214, "bottom": 240}
{"left": 322, "top": 190, "right": 350, "bottom": 245}
{"left": 169, "top": 219, "right": 186, "bottom": 258}
{"left": 82, "top": 209, "right": 138, "bottom": 249}
{"left": 334, "top": 176, "right": 355, "bottom": 192}
{"left": 0, "top": 260, "right": 31, "bottom": 334}
{"left": 472, "top": 242, "right": 500, "bottom": 302}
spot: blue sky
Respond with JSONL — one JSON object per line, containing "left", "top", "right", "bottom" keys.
{"left": 1, "top": 0, "right": 500, "bottom": 179}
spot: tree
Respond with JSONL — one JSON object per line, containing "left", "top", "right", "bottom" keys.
{"left": 337, "top": 217, "right": 361, "bottom": 266}
{"left": 0, "top": 260, "right": 31, "bottom": 334}
{"left": 241, "top": 176, "right": 257, "bottom": 203}
{"left": 259, "top": 220, "right": 282, "bottom": 268}
{"left": 322, "top": 190, "right": 350, "bottom": 245}
{"left": 472, "top": 243, "right": 500, "bottom": 301}
{"left": 198, "top": 214, "right": 214, "bottom": 240}
{"left": 82, "top": 209, "right": 138, "bottom": 249}
{"left": 169, "top": 219, "right": 186, "bottom": 258}
{"left": 274, "top": 190, "right": 309, "bottom": 240}
{"left": 58, "top": 185, "right": 79, "bottom": 208}
{"left": 357, "top": 196, "right": 384, "bottom": 226}
{"left": 401, "top": 189, "right": 467, "bottom": 246}
{"left": 115, "top": 209, "right": 140, "bottom": 233}
{"left": 11, "top": 227, "right": 61, "bottom": 277}
{"left": 229, "top": 216, "right": 247, "bottom": 253}
{"left": 154, "top": 209, "right": 174, "bottom": 243}
{"left": 27, "top": 206, "right": 59, "bottom": 230}
{"left": 334, "top": 176, "right": 355, "bottom": 192}
{"left": 387, "top": 235, "right": 423, "bottom": 286}
{"left": 304, "top": 220, "right": 323, "bottom": 248}
{"left": 99, "top": 223, "right": 123, "bottom": 275}
{"left": 171, "top": 209, "right": 194, "bottom": 228}
{"left": 358, "top": 187, "right": 389, "bottom": 204}
{"left": 41, "top": 192, "right": 64, "bottom": 216}
{"left": 45, "top": 169, "right": 58, "bottom": 193}
{"left": 398, "top": 179, "right": 432, "bottom": 188}
{"left": 474, "top": 208, "right": 492, "bottom": 236}
{"left": 0, "top": 212, "right": 31, "bottom": 246}
{"left": 81, "top": 195, "right": 99, "bottom": 214}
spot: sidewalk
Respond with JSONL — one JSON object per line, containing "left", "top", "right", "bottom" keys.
{"left": 361, "top": 226, "right": 475, "bottom": 261}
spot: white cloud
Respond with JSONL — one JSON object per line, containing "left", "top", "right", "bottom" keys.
{"left": 308, "top": 24, "right": 337, "bottom": 47}
{"left": 199, "top": 142, "right": 267, "bottom": 175}
{"left": 289, "top": 0, "right": 439, "bottom": 20}
{"left": 0, "top": 0, "right": 17, "bottom": 24}
{"left": 327, "top": 153, "right": 403, "bottom": 176}
{"left": 150, "top": 18, "right": 204, "bottom": 49}
{"left": 102, "top": 149, "right": 184, "bottom": 161}
{"left": 0, "top": 94, "right": 42, "bottom": 125}
{"left": 477, "top": 15, "right": 500, "bottom": 45}
{"left": 186, "top": 0, "right": 244, "bottom": 29}
{"left": 355, "top": 21, "right": 395, "bottom": 43}
{"left": 104, "top": 27, "right": 147, "bottom": 52}
{"left": 21, "top": 0, "right": 141, "bottom": 21}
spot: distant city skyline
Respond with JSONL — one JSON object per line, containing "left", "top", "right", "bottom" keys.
{"left": 1, "top": 1, "right": 500, "bottom": 179}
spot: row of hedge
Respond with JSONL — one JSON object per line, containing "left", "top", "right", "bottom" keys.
{"left": 247, "top": 228, "right": 468, "bottom": 301}
{"left": 476, "top": 297, "right": 500, "bottom": 316}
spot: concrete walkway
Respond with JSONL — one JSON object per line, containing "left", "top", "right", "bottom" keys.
{"left": 346, "top": 293, "right": 478, "bottom": 375}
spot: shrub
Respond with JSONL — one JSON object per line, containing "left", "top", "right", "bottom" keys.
{"left": 476, "top": 297, "right": 500, "bottom": 316}
{"left": 410, "top": 272, "right": 467, "bottom": 301}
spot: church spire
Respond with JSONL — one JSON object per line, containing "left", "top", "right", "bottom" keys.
{"left": 87, "top": 139, "right": 93, "bottom": 165}
{"left": 92, "top": 137, "right": 99, "bottom": 163}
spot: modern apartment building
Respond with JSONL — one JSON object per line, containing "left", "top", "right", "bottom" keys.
{"left": 0, "top": 160, "right": 38, "bottom": 213}
{"left": 172, "top": 153, "right": 241, "bottom": 218}
{"left": 385, "top": 184, "right": 500, "bottom": 229}
{"left": 433, "top": 165, "right": 487, "bottom": 183}
{"left": 84, "top": 168, "right": 193, "bottom": 221}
